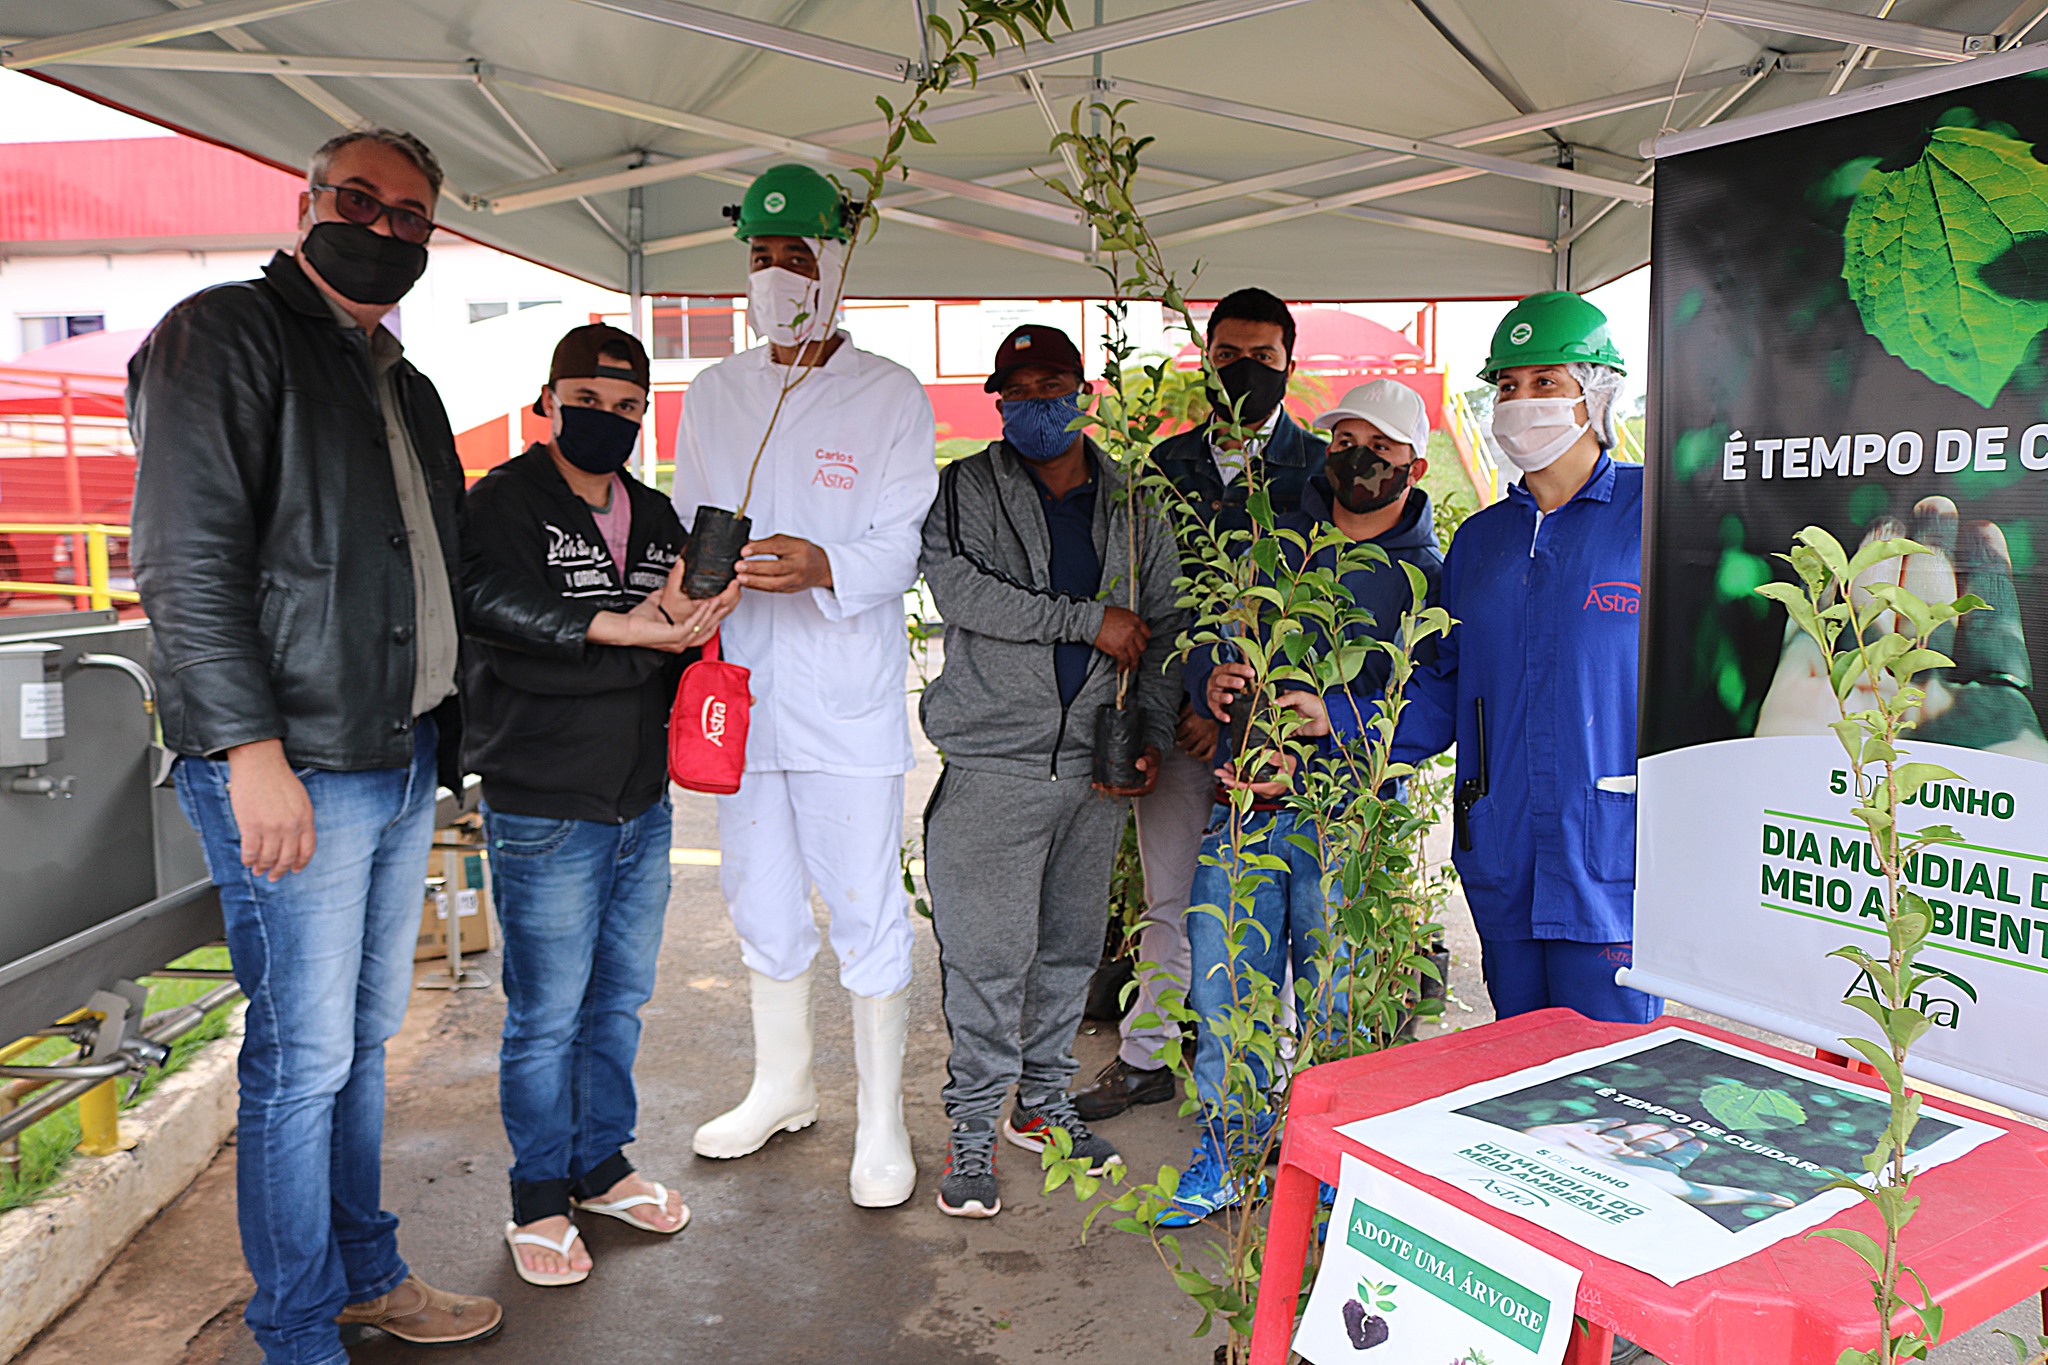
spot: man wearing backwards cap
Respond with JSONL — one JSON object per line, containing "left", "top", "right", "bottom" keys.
{"left": 463, "top": 324, "right": 736, "bottom": 1286}
{"left": 1172, "top": 379, "right": 1443, "bottom": 1225}
{"left": 916, "top": 324, "right": 1184, "bottom": 1218}
{"left": 674, "top": 164, "right": 938, "bottom": 1211}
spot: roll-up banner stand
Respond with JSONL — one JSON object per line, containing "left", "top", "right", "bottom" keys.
{"left": 1631, "top": 44, "right": 2048, "bottom": 1120}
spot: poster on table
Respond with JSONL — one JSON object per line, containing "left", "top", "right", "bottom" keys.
{"left": 1634, "top": 46, "right": 2048, "bottom": 1119}
{"left": 1295, "top": 1154, "right": 1581, "bottom": 1365}
{"left": 1338, "top": 1029, "right": 2000, "bottom": 1286}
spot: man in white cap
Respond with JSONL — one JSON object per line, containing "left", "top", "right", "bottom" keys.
{"left": 672, "top": 163, "right": 938, "bottom": 1210}
{"left": 1171, "top": 378, "right": 1443, "bottom": 1225}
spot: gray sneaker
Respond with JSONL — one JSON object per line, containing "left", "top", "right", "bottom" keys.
{"left": 937, "top": 1118, "right": 1001, "bottom": 1219}
{"left": 1003, "top": 1093, "right": 1123, "bottom": 1176}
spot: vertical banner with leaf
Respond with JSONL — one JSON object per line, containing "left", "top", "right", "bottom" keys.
{"left": 1632, "top": 55, "right": 2048, "bottom": 1118}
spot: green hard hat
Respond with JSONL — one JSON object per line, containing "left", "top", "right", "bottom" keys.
{"left": 730, "top": 164, "right": 851, "bottom": 241}
{"left": 1479, "top": 290, "right": 1626, "bottom": 381}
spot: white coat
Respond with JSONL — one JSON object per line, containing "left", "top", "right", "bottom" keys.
{"left": 672, "top": 334, "right": 938, "bottom": 777}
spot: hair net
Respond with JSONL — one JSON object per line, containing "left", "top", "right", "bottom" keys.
{"left": 1567, "top": 362, "right": 1626, "bottom": 450}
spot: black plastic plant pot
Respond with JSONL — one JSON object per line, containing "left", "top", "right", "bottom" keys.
{"left": 1225, "top": 689, "right": 1274, "bottom": 783}
{"left": 1420, "top": 941, "right": 1451, "bottom": 1004}
{"left": 1092, "top": 703, "right": 1149, "bottom": 789}
{"left": 683, "top": 505, "right": 751, "bottom": 598}
{"left": 1225, "top": 689, "right": 1255, "bottom": 762}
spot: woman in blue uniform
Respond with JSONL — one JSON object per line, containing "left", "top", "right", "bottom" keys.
{"left": 1245, "top": 291, "right": 1660, "bottom": 1025}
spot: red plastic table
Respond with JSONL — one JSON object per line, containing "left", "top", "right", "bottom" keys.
{"left": 1252, "top": 1010, "right": 2048, "bottom": 1365}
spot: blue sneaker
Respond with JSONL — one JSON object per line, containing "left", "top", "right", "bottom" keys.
{"left": 1157, "top": 1131, "right": 1263, "bottom": 1227}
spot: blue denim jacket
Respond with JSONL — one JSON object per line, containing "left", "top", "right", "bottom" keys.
{"left": 1148, "top": 408, "right": 1327, "bottom": 538}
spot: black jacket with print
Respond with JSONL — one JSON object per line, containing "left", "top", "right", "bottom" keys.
{"left": 460, "top": 446, "right": 693, "bottom": 823}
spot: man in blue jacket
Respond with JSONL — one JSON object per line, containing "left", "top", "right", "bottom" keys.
{"left": 1073, "top": 288, "right": 1329, "bottom": 1122}
{"left": 1244, "top": 293, "right": 1660, "bottom": 1030}
{"left": 1172, "top": 379, "right": 1443, "bottom": 1223}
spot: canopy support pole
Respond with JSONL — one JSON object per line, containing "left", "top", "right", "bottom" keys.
{"left": 0, "top": 0, "right": 353, "bottom": 69}
{"left": 1554, "top": 148, "right": 1574, "bottom": 290}
{"left": 1599, "top": 0, "right": 1989, "bottom": 60}
{"left": 1099, "top": 79, "right": 1653, "bottom": 204}
{"left": 627, "top": 185, "right": 654, "bottom": 485}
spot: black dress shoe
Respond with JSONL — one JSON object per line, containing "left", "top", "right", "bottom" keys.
{"left": 1071, "top": 1057, "right": 1176, "bottom": 1121}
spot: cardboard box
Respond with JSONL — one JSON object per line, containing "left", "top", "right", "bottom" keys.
{"left": 416, "top": 832, "right": 495, "bottom": 961}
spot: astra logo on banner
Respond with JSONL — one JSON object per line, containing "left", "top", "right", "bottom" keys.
{"left": 1848, "top": 962, "right": 1977, "bottom": 1030}
{"left": 701, "top": 695, "right": 728, "bottom": 748}
{"left": 1584, "top": 581, "right": 1641, "bottom": 614}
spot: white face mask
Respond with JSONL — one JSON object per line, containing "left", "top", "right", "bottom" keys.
{"left": 746, "top": 265, "right": 825, "bottom": 349}
{"left": 1489, "top": 396, "right": 1588, "bottom": 473}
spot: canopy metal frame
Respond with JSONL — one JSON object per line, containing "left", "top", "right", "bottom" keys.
{"left": 5, "top": 0, "right": 2040, "bottom": 299}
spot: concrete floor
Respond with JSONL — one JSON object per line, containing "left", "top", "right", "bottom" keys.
{"left": 16, "top": 691, "right": 2046, "bottom": 1365}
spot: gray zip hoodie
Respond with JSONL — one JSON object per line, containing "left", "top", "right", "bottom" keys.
{"left": 918, "top": 439, "right": 1184, "bottom": 781}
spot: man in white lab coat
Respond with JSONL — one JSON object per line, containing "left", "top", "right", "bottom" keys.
{"left": 671, "top": 164, "right": 938, "bottom": 1210}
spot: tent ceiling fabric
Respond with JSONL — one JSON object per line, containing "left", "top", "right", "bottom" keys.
{"left": 4, "top": 0, "right": 2039, "bottom": 299}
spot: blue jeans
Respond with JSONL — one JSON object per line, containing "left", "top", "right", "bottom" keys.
{"left": 1185, "top": 806, "right": 1333, "bottom": 1141}
{"left": 174, "top": 722, "right": 437, "bottom": 1365}
{"left": 486, "top": 799, "right": 670, "bottom": 1223}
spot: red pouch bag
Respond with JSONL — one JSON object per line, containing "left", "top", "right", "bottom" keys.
{"left": 668, "top": 630, "right": 751, "bottom": 795}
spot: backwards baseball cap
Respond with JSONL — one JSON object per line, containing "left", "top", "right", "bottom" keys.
{"left": 985, "top": 324, "right": 1085, "bottom": 394}
{"left": 533, "top": 323, "right": 649, "bottom": 415}
{"left": 1314, "top": 379, "right": 1430, "bottom": 455}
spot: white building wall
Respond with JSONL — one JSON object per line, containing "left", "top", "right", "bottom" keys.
{"left": 0, "top": 237, "right": 1191, "bottom": 430}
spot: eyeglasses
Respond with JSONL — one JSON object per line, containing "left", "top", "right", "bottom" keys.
{"left": 312, "top": 182, "right": 435, "bottom": 245}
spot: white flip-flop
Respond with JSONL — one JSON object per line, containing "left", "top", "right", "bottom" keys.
{"left": 573, "top": 1181, "right": 690, "bottom": 1235}
{"left": 504, "top": 1221, "right": 590, "bottom": 1287}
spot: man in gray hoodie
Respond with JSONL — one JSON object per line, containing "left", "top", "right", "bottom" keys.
{"left": 918, "top": 325, "right": 1184, "bottom": 1218}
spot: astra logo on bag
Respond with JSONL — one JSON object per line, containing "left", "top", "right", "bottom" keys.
{"left": 1583, "top": 580, "right": 1640, "bottom": 614}
{"left": 700, "top": 695, "right": 728, "bottom": 748}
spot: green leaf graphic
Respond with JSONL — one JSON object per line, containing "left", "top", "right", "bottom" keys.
{"left": 1701, "top": 1082, "right": 1808, "bottom": 1132}
{"left": 1841, "top": 125, "right": 2048, "bottom": 406}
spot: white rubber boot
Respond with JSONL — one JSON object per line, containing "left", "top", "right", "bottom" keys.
{"left": 692, "top": 968, "right": 818, "bottom": 1160}
{"left": 848, "top": 987, "right": 916, "bottom": 1208}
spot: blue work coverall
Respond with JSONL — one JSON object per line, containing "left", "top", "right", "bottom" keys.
{"left": 1330, "top": 453, "right": 1660, "bottom": 1023}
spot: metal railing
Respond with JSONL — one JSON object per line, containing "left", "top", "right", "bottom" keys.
{"left": 1442, "top": 389, "right": 1500, "bottom": 508}
{"left": 1615, "top": 418, "right": 1647, "bottom": 464}
{"left": 0, "top": 978, "right": 241, "bottom": 1160}
{"left": 0, "top": 522, "right": 138, "bottom": 610}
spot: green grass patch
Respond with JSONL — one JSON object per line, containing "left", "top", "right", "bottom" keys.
{"left": 1, "top": 946, "right": 237, "bottom": 1213}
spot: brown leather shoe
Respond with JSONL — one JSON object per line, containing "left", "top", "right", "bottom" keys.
{"left": 336, "top": 1274, "right": 503, "bottom": 1346}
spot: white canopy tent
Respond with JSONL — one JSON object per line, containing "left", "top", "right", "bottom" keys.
{"left": 3, "top": 0, "right": 2042, "bottom": 302}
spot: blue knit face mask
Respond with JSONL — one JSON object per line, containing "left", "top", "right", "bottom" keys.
{"left": 1001, "top": 392, "right": 1085, "bottom": 462}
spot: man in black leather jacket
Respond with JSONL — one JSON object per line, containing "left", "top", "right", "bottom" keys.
{"left": 128, "top": 129, "right": 695, "bottom": 1365}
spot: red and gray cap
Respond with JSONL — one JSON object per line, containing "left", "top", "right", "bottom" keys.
{"left": 533, "top": 323, "right": 649, "bottom": 414}
{"left": 985, "top": 324, "right": 1084, "bottom": 394}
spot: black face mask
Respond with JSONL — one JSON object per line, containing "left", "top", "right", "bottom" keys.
{"left": 300, "top": 220, "right": 427, "bottom": 306}
{"left": 1210, "top": 356, "right": 1289, "bottom": 429}
{"left": 1326, "top": 445, "right": 1410, "bottom": 515}
{"left": 555, "top": 403, "right": 642, "bottom": 475}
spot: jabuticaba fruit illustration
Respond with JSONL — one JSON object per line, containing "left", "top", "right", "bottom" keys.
{"left": 1342, "top": 1297, "right": 1391, "bottom": 1350}
{"left": 1841, "top": 121, "right": 2048, "bottom": 407}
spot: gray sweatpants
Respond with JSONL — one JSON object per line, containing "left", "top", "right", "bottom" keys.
{"left": 1121, "top": 744, "right": 1211, "bottom": 1069}
{"left": 925, "top": 764, "right": 1127, "bottom": 1122}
